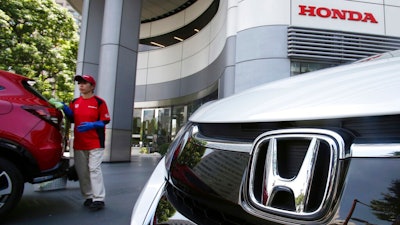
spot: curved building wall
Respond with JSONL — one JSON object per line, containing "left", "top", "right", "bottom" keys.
{"left": 135, "top": 0, "right": 400, "bottom": 108}
{"left": 139, "top": 0, "right": 214, "bottom": 39}
{"left": 135, "top": 0, "right": 236, "bottom": 108}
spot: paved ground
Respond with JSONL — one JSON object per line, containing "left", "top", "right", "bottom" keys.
{"left": 2, "top": 152, "right": 162, "bottom": 225}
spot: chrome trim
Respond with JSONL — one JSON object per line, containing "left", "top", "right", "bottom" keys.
{"left": 350, "top": 143, "right": 400, "bottom": 158}
{"left": 131, "top": 157, "right": 198, "bottom": 225}
{"left": 262, "top": 137, "right": 322, "bottom": 213}
{"left": 249, "top": 128, "right": 346, "bottom": 159}
{"left": 131, "top": 157, "right": 168, "bottom": 225}
{"left": 191, "top": 125, "right": 253, "bottom": 153}
{"left": 243, "top": 128, "right": 344, "bottom": 222}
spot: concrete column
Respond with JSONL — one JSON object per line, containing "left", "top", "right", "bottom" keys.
{"left": 97, "top": 0, "right": 141, "bottom": 162}
{"left": 75, "top": 0, "right": 104, "bottom": 96}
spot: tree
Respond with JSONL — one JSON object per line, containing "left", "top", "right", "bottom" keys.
{"left": 0, "top": 0, "right": 78, "bottom": 102}
{"left": 370, "top": 179, "right": 400, "bottom": 223}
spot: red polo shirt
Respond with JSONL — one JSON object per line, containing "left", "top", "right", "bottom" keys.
{"left": 70, "top": 96, "right": 110, "bottom": 150}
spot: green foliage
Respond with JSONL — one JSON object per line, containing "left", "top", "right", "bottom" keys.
{"left": 176, "top": 138, "right": 205, "bottom": 168}
{"left": 0, "top": 0, "right": 78, "bottom": 102}
{"left": 370, "top": 179, "right": 400, "bottom": 222}
{"left": 155, "top": 196, "right": 176, "bottom": 223}
{"left": 157, "top": 143, "right": 170, "bottom": 156}
{"left": 140, "top": 147, "right": 148, "bottom": 154}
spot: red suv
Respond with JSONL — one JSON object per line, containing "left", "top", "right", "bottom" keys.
{"left": 0, "top": 70, "right": 69, "bottom": 216}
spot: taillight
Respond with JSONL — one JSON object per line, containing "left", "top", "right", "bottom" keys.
{"left": 22, "top": 105, "right": 62, "bottom": 128}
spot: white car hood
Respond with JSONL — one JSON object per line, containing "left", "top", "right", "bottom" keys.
{"left": 190, "top": 57, "right": 400, "bottom": 123}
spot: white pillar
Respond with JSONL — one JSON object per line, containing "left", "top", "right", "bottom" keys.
{"left": 76, "top": 0, "right": 141, "bottom": 162}
{"left": 98, "top": 0, "right": 141, "bottom": 162}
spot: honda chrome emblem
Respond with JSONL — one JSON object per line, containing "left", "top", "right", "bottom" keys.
{"left": 244, "top": 129, "right": 345, "bottom": 219}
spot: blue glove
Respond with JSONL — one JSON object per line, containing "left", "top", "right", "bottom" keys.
{"left": 77, "top": 121, "right": 105, "bottom": 132}
{"left": 62, "top": 104, "right": 73, "bottom": 119}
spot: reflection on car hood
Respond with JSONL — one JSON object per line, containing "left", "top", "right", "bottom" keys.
{"left": 190, "top": 56, "right": 400, "bottom": 123}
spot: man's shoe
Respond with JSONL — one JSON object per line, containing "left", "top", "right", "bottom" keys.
{"left": 83, "top": 199, "right": 93, "bottom": 207}
{"left": 89, "top": 201, "right": 105, "bottom": 210}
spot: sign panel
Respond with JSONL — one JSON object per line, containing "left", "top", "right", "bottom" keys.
{"left": 291, "top": 0, "right": 384, "bottom": 35}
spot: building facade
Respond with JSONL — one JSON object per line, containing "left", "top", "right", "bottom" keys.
{"left": 69, "top": 0, "right": 400, "bottom": 161}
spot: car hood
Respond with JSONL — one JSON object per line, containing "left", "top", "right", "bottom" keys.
{"left": 190, "top": 56, "right": 400, "bottom": 123}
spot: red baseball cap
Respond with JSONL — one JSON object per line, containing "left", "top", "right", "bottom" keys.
{"left": 75, "top": 74, "right": 96, "bottom": 86}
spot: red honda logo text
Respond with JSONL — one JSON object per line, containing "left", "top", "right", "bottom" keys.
{"left": 299, "top": 5, "right": 378, "bottom": 23}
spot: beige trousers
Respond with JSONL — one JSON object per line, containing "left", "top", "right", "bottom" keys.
{"left": 74, "top": 148, "right": 105, "bottom": 202}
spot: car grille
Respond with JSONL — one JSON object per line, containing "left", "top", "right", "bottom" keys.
{"left": 197, "top": 115, "right": 400, "bottom": 141}
{"left": 243, "top": 128, "right": 345, "bottom": 221}
{"left": 167, "top": 114, "right": 400, "bottom": 224}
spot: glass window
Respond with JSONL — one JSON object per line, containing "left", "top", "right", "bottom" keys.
{"left": 171, "top": 105, "right": 187, "bottom": 138}
{"left": 142, "top": 109, "right": 156, "bottom": 148}
{"left": 132, "top": 90, "right": 218, "bottom": 154}
{"left": 155, "top": 108, "right": 171, "bottom": 147}
{"left": 291, "top": 61, "right": 338, "bottom": 76}
{"left": 132, "top": 109, "right": 142, "bottom": 147}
